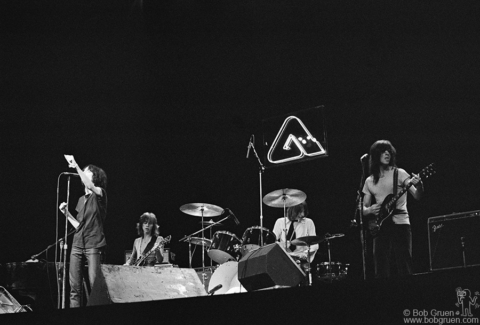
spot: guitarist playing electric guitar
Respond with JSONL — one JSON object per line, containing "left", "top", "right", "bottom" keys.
{"left": 125, "top": 212, "right": 167, "bottom": 266}
{"left": 362, "top": 140, "right": 424, "bottom": 279}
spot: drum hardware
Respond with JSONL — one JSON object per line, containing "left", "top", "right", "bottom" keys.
{"left": 188, "top": 237, "right": 212, "bottom": 248}
{"left": 179, "top": 203, "right": 224, "bottom": 268}
{"left": 199, "top": 220, "right": 222, "bottom": 267}
{"left": 263, "top": 188, "right": 307, "bottom": 252}
{"left": 290, "top": 235, "right": 324, "bottom": 286}
{"left": 320, "top": 233, "right": 346, "bottom": 282}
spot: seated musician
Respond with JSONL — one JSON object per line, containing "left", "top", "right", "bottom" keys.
{"left": 272, "top": 201, "right": 318, "bottom": 264}
{"left": 125, "top": 212, "right": 164, "bottom": 266}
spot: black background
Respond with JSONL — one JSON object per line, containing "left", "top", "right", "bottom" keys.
{"left": 1, "top": 0, "right": 480, "bottom": 279}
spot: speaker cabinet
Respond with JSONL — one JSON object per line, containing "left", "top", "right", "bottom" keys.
{"left": 0, "top": 287, "right": 26, "bottom": 313}
{"left": 88, "top": 264, "right": 207, "bottom": 306}
{"left": 238, "top": 243, "right": 305, "bottom": 291}
{"left": 428, "top": 210, "right": 480, "bottom": 271}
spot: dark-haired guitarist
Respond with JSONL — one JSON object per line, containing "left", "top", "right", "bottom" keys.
{"left": 362, "top": 140, "right": 423, "bottom": 279}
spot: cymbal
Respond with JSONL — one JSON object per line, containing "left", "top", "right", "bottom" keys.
{"left": 325, "top": 233, "right": 345, "bottom": 240}
{"left": 200, "top": 219, "right": 223, "bottom": 226}
{"left": 263, "top": 188, "right": 306, "bottom": 208}
{"left": 291, "top": 235, "right": 324, "bottom": 246}
{"left": 188, "top": 237, "right": 212, "bottom": 247}
{"left": 180, "top": 203, "right": 223, "bottom": 217}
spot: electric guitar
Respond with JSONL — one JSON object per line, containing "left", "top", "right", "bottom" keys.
{"left": 367, "top": 163, "right": 436, "bottom": 237}
{"left": 133, "top": 235, "right": 171, "bottom": 266}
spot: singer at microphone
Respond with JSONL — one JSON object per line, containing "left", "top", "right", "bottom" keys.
{"left": 58, "top": 155, "right": 108, "bottom": 308}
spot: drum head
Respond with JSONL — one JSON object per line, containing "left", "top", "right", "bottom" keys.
{"left": 207, "top": 261, "right": 246, "bottom": 294}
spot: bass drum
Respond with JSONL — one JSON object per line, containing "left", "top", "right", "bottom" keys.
{"left": 240, "top": 226, "right": 276, "bottom": 256}
{"left": 207, "top": 261, "right": 246, "bottom": 294}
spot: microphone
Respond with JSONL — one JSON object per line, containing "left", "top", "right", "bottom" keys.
{"left": 208, "top": 284, "right": 222, "bottom": 295}
{"left": 224, "top": 208, "right": 240, "bottom": 225}
{"left": 360, "top": 153, "right": 369, "bottom": 161}
{"left": 62, "top": 172, "right": 80, "bottom": 177}
{"left": 246, "top": 135, "right": 253, "bottom": 158}
{"left": 62, "top": 172, "right": 79, "bottom": 177}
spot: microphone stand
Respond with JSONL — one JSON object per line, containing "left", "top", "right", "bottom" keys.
{"left": 29, "top": 228, "right": 76, "bottom": 262}
{"left": 61, "top": 175, "right": 71, "bottom": 309}
{"left": 354, "top": 159, "right": 368, "bottom": 281}
{"left": 247, "top": 136, "right": 266, "bottom": 246}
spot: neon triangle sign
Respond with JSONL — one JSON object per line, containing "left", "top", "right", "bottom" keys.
{"left": 267, "top": 116, "right": 326, "bottom": 164}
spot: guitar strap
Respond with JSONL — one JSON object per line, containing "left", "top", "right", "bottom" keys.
{"left": 392, "top": 167, "right": 400, "bottom": 217}
{"left": 142, "top": 235, "right": 158, "bottom": 256}
{"left": 393, "top": 167, "right": 398, "bottom": 197}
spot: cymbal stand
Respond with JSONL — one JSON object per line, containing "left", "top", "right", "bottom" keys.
{"left": 325, "top": 234, "right": 333, "bottom": 281}
{"left": 282, "top": 193, "right": 289, "bottom": 251}
{"left": 305, "top": 244, "right": 313, "bottom": 286}
{"left": 180, "top": 216, "right": 231, "bottom": 267}
{"left": 248, "top": 135, "right": 266, "bottom": 246}
{"left": 201, "top": 209, "right": 205, "bottom": 268}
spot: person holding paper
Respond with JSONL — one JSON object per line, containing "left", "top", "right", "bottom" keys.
{"left": 59, "top": 156, "right": 107, "bottom": 308}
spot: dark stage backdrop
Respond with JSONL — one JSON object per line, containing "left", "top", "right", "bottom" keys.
{"left": 1, "top": 0, "right": 480, "bottom": 279}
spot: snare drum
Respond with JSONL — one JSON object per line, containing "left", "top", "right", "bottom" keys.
{"left": 241, "top": 226, "right": 276, "bottom": 256}
{"left": 208, "top": 231, "right": 241, "bottom": 264}
{"left": 316, "top": 261, "right": 349, "bottom": 281}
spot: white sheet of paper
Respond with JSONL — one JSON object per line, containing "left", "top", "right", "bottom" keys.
{"left": 64, "top": 154, "right": 74, "bottom": 164}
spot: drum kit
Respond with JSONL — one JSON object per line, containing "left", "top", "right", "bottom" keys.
{"left": 178, "top": 188, "right": 348, "bottom": 292}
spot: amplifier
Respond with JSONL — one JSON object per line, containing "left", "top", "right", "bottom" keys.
{"left": 428, "top": 210, "right": 480, "bottom": 271}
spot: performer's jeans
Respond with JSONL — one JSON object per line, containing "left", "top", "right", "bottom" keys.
{"left": 69, "top": 246, "right": 104, "bottom": 308}
{"left": 373, "top": 224, "right": 413, "bottom": 278}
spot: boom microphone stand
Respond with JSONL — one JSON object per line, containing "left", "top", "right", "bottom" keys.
{"left": 246, "top": 135, "right": 266, "bottom": 246}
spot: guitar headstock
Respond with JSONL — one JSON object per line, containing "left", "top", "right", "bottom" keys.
{"left": 420, "top": 163, "right": 436, "bottom": 179}
{"left": 162, "top": 235, "right": 172, "bottom": 244}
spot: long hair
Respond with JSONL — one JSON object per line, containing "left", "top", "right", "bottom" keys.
{"left": 136, "top": 212, "right": 159, "bottom": 236}
{"left": 368, "top": 140, "right": 397, "bottom": 185}
{"left": 287, "top": 201, "right": 309, "bottom": 221}
{"left": 84, "top": 164, "right": 108, "bottom": 189}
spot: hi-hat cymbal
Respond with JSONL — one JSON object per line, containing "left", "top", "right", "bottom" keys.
{"left": 188, "top": 237, "right": 212, "bottom": 247}
{"left": 200, "top": 219, "right": 223, "bottom": 226}
{"left": 263, "top": 189, "right": 306, "bottom": 208}
{"left": 180, "top": 203, "right": 223, "bottom": 217}
{"left": 325, "top": 233, "right": 345, "bottom": 240}
{"left": 291, "top": 235, "right": 324, "bottom": 246}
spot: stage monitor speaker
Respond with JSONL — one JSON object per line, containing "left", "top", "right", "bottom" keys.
{"left": 428, "top": 210, "right": 480, "bottom": 271}
{"left": 88, "top": 264, "right": 207, "bottom": 306}
{"left": 0, "top": 287, "right": 27, "bottom": 313}
{"left": 238, "top": 243, "right": 305, "bottom": 291}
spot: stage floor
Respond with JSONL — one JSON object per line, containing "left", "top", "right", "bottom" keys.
{"left": 1, "top": 266, "right": 480, "bottom": 325}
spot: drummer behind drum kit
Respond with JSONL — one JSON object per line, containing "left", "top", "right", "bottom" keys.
{"left": 179, "top": 188, "right": 349, "bottom": 293}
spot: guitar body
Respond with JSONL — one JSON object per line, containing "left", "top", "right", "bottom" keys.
{"left": 365, "top": 163, "right": 436, "bottom": 238}
{"left": 133, "top": 235, "right": 171, "bottom": 266}
{"left": 367, "top": 193, "right": 395, "bottom": 237}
